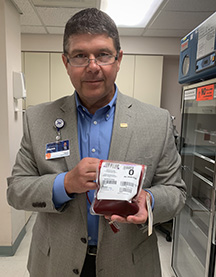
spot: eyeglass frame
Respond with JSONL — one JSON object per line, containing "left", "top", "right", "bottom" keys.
{"left": 66, "top": 54, "right": 118, "bottom": 67}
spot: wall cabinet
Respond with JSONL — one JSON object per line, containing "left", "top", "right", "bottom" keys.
{"left": 22, "top": 52, "right": 163, "bottom": 108}
{"left": 134, "top": 56, "right": 163, "bottom": 107}
{"left": 50, "top": 53, "right": 74, "bottom": 101}
{"left": 116, "top": 54, "right": 135, "bottom": 98}
{"left": 24, "top": 52, "right": 50, "bottom": 107}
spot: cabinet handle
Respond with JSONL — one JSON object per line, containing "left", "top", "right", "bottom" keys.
{"left": 205, "top": 166, "right": 214, "bottom": 173}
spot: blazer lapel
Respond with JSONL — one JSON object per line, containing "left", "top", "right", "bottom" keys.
{"left": 60, "top": 92, "right": 134, "bottom": 164}
{"left": 108, "top": 92, "right": 135, "bottom": 161}
{"left": 59, "top": 94, "right": 88, "bottom": 222}
{"left": 59, "top": 94, "right": 80, "bottom": 171}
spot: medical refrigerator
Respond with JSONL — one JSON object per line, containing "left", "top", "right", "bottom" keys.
{"left": 172, "top": 78, "right": 216, "bottom": 277}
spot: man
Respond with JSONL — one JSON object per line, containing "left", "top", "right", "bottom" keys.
{"left": 7, "top": 8, "right": 186, "bottom": 277}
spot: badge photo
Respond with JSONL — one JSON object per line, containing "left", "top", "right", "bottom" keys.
{"left": 45, "top": 139, "right": 70, "bottom": 160}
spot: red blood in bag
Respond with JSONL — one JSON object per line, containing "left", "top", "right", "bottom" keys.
{"left": 92, "top": 160, "right": 146, "bottom": 218}
{"left": 93, "top": 199, "right": 139, "bottom": 217}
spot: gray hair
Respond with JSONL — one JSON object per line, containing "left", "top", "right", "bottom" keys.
{"left": 63, "top": 8, "right": 121, "bottom": 54}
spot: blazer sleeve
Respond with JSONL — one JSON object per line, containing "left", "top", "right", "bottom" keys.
{"left": 7, "top": 108, "right": 65, "bottom": 213}
{"left": 147, "top": 111, "right": 186, "bottom": 225}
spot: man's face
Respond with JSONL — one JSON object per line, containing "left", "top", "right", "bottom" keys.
{"left": 62, "top": 33, "right": 123, "bottom": 113}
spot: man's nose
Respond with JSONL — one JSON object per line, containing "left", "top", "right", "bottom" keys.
{"left": 86, "top": 57, "right": 100, "bottom": 71}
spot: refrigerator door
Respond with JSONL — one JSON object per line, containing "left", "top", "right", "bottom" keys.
{"left": 210, "top": 165, "right": 216, "bottom": 277}
{"left": 172, "top": 79, "right": 216, "bottom": 277}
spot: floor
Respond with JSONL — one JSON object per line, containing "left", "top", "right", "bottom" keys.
{"left": 0, "top": 213, "right": 176, "bottom": 277}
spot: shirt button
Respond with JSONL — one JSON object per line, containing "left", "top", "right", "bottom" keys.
{"left": 92, "top": 148, "right": 96, "bottom": 153}
{"left": 73, "top": 269, "right": 79, "bottom": 275}
{"left": 81, "top": 237, "right": 87, "bottom": 244}
{"left": 93, "top": 120, "right": 97, "bottom": 125}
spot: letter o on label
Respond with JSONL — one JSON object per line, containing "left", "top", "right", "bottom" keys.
{"left": 129, "top": 169, "right": 134, "bottom": 175}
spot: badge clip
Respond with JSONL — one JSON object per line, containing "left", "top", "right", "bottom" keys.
{"left": 54, "top": 118, "right": 65, "bottom": 141}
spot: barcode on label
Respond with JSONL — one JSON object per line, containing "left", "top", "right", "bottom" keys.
{"left": 102, "top": 180, "right": 117, "bottom": 185}
{"left": 120, "top": 181, "right": 135, "bottom": 187}
{"left": 119, "top": 187, "right": 133, "bottom": 193}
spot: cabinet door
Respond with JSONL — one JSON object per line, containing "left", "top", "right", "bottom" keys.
{"left": 134, "top": 56, "right": 163, "bottom": 107}
{"left": 23, "top": 53, "right": 163, "bottom": 107}
{"left": 24, "top": 52, "right": 50, "bottom": 107}
{"left": 25, "top": 53, "right": 50, "bottom": 107}
{"left": 50, "top": 53, "right": 74, "bottom": 101}
{"left": 116, "top": 55, "right": 135, "bottom": 97}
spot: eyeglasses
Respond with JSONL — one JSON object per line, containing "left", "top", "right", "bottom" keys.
{"left": 66, "top": 54, "right": 118, "bottom": 67}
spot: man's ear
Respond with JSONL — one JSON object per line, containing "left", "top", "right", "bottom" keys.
{"left": 117, "top": 50, "right": 123, "bottom": 72}
{"left": 62, "top": 54, "right": 71, "bottom": 75}
{"left": 62, "top": 54, "right": 68, "bottom": 69}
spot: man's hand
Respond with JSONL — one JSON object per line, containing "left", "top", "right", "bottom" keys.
{"left": 105, "top": 189, "right": 151, "bottom": 225}
{"left": 64, "top": 157, "right": 99, "bottom": 195}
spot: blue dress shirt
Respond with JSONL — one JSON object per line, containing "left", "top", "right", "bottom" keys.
{"left": 52, "top": 85, "right": 154, "bottom": 245}
{"left": 53, "top": 86, "right": 117, "bottom": 245}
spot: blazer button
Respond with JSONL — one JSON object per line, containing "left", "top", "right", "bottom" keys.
{"left": 73, "top": 268, "right": 79, "bottom": 275}
{"left": 81, "top": 237, "right": 87, "bottom": 244}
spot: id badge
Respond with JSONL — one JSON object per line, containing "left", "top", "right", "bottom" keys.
{"left": 45, "top": 140, "right": 70, "bottom": 160}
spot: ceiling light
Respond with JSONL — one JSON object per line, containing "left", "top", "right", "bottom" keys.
{"left": 32, "top": 0, "right": 100, "bottom": 8}
{"left": 100, "top": 0, "right": 164, "bottom": 27}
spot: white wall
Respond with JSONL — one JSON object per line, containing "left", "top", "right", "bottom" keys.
{"left": 0, "top": 0, "right": 11, "bottom": 248}
{"left": 21, "top": 33, "right": 183, "bottom": 139}
{"left": 21, "top": 34, "right": 183, "bottom": 120}
{"left": 0, "top": 0, "right": 25, "bottom": 253}
{"left": 21, "top": 33, "right": 181, "bottom": 56}
{"left": 121, "top": 36, "right": 181, "bottom": 56}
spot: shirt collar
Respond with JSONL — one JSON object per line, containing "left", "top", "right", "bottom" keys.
{"left": 75, "top": 84, "right": 118, "bottom": 119}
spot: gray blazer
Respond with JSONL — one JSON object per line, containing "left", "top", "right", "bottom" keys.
{"left": 7, "top": 91, "right": 186, "bottom": 277}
